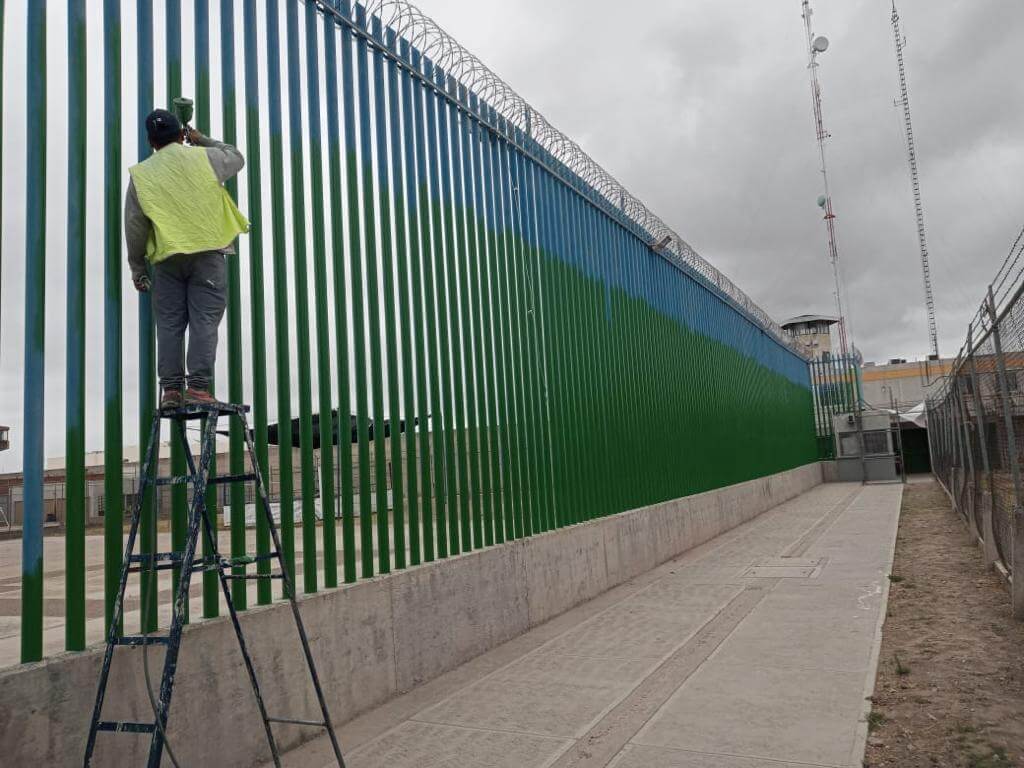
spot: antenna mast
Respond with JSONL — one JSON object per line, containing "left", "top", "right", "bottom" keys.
{"left": 891, "top": 1, "right": 939, "bottom": 358}
{"left": 801, "top": 0, "right": 850, "bottom": 358}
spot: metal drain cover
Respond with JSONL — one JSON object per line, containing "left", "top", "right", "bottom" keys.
{"left": 741, "top": 558, "right": 825, "bottom": 579}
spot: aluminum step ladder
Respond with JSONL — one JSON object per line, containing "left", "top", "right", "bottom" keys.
{"left": 83, "top": 401, "right": 345, "bottom": 767}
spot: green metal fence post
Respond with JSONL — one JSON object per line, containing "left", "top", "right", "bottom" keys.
{"left": 386, "top": 28, "right": 418, "bottom": 568}
{"left": 285, "top": 0, "right": 318, "bottom": 596}
{"left": 221, "top": 0, "right": 248, "bottom": 609}
{"left": 20, "top": 0, "right": 46, "bottom": 664}
{"left": 436, "top": 71, "right": 472, "bottom": 553}
{"left": 403, "top": 42, "right": 436, "bottom": 563}
{"left": 324, "top": 3, "right": 357, "bottom": 585}
{"left": 137, "top": 0, "right": 158, "bottom": 635}
{"left": 265, "top": 0, "right": 295, "bottom": 595}
{"left": 65, "top": 0, "right": 87, "bottom": 652}
{"left": 165, "top": 0, "right": 189, "bottom": 624}
{"left": 306, "top": 0, "right": 338, "bottom": 589}
{"left": 243, "top": 0, "right": 273, "bottom": 605}
{"left": 371, "top": 16, "right": 403, "bottom": 570}
{"left": 103, "top": 0, "right": 124, "bottom": 636}
{"left": 195, "top": 0, "right": 220, "bottom": 620}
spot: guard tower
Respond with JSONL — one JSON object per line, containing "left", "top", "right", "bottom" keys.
{"left": 781, "top": 314, "right": 839, "bottom": 360}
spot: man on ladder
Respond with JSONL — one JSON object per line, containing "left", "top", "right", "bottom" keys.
{"left": 83, "top": 108, "right": 345, "bottom": 766}
{"left": 125, "top": 107, "right": 248, "bottom": 408}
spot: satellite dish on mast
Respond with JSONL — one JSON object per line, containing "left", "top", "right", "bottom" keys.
{"left": 812, "top": 35, "right": 830, "bottom": 53}
{"left": 817, "top": 195, "right": 827, "bottom": 209}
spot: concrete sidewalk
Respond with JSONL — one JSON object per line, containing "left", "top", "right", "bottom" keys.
{"left": 273, "top": 481, "right": 902, "bottom": 768}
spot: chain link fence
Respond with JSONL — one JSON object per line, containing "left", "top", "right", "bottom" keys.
{"left": 926, "top": 225, "right": 1024, "bottom": 616}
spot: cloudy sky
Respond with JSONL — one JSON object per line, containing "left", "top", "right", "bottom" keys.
{"left": 412, "top": 0, "right": 1024, "bottom": 360}
{"left": 0, "top": 0, "right": 1022, "bottom": 470}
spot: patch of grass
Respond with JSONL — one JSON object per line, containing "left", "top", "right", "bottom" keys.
{"left": 957, "top": 723, "right": 979, "bottom": 735}
{"left": 894, "top": 653, "right": 911, "bottom": 676}
{"left": 889, "top": 573, "right": 904, "bottom": 583}
{"left": 867, "top": 711, "right": 886, "bottom": 733}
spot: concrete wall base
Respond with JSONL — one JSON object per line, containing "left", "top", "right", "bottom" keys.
{"left": 0, "top": 462, "right": 823, "bottom": 767}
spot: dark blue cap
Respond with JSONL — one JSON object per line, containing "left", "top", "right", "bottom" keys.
{"left": 145, "top": 109, "right": 182, "bottom": 146}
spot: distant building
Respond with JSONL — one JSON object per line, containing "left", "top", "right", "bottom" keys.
{"left": 860, "top": 357, "right": 953, "bottom": 410}
{"left": 781, "top": 314, "right": 839, "bottom": 360}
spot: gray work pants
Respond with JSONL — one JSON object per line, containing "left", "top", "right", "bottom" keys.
{"left": 152, "top": 251, "right": 227, "bottom": 392}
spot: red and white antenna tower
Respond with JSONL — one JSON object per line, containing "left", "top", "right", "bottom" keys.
{"left": 800, "top": 0, "right": 850, "bottom": 358}
{"left": 891, "top": 1, "right": 939, "bottom": 358}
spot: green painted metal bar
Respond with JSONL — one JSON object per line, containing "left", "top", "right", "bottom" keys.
{"left": 103, "top": 0, "right": 124, "bottom": 635}
{"left": 337, "top": 0, "right": 373, "bottom": 578}
{"left": 307, "top": 0, "right": 338, "bottom": 590}
{"left": 20, "top": 0, "right": 46, "bottom": 664}
{"left": 371, "top": 17, "right": 405, "bottom": 569}
{"left": 386, "top": 28, "right": 419, "bottom": 567}
{"left": 354, "top": 4, "right": 388, "bottom": 575}
{"left": 166, "top": 0, "right": 189, "bottom": 624}
{"left": 482, "top": 105, "right": 514, "bottom": 543}
{"left": 285, "top": 0, "right": 318, "bottom": 596}
{"left": 467, "top": 92, "right": 498, "bottom": 546}
{"left": 458, "top": 89, "right": 487, "bottom": 548}
{"left": 494, "top": 123, "right": 527, "bottom": 539}
{"left": 402, "top": 41, "right": 435, "bottom": 563}
{"left": 265, "top": 0, "right": 295, "bottom": 595}
{"left": 510, "top": 136, "right": 546, "bottom": 533}
{"left": 222, "top": 0, "right": 248, "bottom": 609}
{"left": 421, "top": 55, "right": 450, "bottom": 558}
{"left": 324, "top": 1, "right": 357, "bottom": 585}
{"left": 435, "top": 69, "right": 471, "bottom": 553}
{"left": 242, "top": 0, "right": 273, "bottom": 606}
{"left": 520, "top": 151, "right": 556, "bottom": 531}
{"left": 564, "top": 173, "right": 586, "bottom": 521}
{"left": 65, "top": 0, "right": 87, "bottom": 652}
{"left": 530, "top": 163, "right": 557, "bottom": 525}
{"left": 579, "top": 196, "right": 607, "bottom": 517}
{"left": 136, "top": 0, "right": 158, "bottom": 635}
{"left": 505, "top": 136, "right": 536, "bottom": 535}
{"left": 423, "top": 58, "right": 457, "bottom": 557}
{"left": 195, "top": 0, "right": 220, "bottom": 618}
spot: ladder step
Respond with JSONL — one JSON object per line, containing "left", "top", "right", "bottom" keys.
{"left": 266, "top": 716, "right": 327, "bottom": 728}
{"left": 208, "top": 472, "right": 258, "bottom": 485}
{"left": 114, "top": 635, "right": 171, "bottom": 647}
{"left": 96, "top": 721, "right": 157, "bottom": 734}
{"left": 128, "top": 552, "right": 186, "bottom": 574}
{"left": 160, "top": 402, "right": 250, "bottom": 420}
{"left": 154, "top": 475, "right": 192, "bottom": 486}
{"left": 130, "top": 552, "right": 184, "bottom": 564}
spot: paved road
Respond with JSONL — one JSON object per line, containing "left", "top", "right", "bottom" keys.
{"left": 274, "top": 481, "right": 902, "bottom": 768}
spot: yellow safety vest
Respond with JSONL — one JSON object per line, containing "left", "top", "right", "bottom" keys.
{"left": 128, "top": 143, "right": 249, "bottom": 264}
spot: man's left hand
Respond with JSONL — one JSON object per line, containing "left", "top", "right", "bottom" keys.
{"left": 134, "top": 275, "right": 151, "bottom": 292}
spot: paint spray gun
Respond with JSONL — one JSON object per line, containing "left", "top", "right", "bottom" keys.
{"left": 172, "top": 96, "right": 195, "bottom": 144}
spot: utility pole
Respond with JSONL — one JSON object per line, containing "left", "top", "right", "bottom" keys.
{"left": 891, "top": 1, "right": 939, "bottom": 359}
{"left": 801, "top": 0, "right": 850, "bottom": 358}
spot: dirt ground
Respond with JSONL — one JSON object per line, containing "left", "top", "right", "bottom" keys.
{"left": 865, "top": 478, "right": 1024, "bottom": 768}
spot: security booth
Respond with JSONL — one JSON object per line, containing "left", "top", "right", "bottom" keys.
{"left": 832, "top": 411, "right": 900, "bottom": 482}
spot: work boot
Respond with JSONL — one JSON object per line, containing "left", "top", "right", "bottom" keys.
{"left": 184, "top": 387, "right": 219, "bottom": 406}
{"left": 161, "top": 388, "right": 184, "bottom": 409}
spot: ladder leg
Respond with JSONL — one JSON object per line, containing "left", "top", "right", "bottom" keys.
{"left": 145, "top": 413, "right": 220, "bottom": 768}
{"left": 85, "top": 414, "right": 163, "bottom": 767}
{"left": 239, "top": 413, "right": 346, "bottom": 767}
{"left": 179, "top": 413, "right": 285, "bottom": 767}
